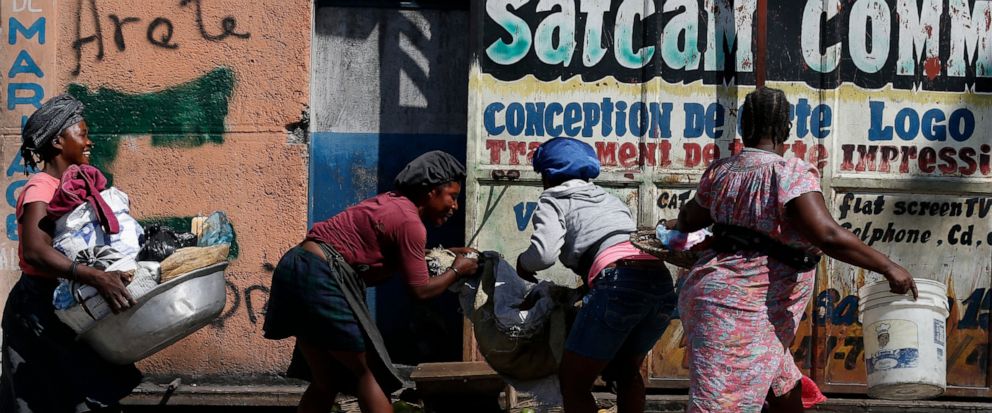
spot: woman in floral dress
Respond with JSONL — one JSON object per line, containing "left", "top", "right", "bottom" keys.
{"left": 674, "top": 87, "right": 917, "bottom": 412}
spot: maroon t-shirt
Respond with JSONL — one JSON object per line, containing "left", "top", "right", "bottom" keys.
{"left": 307, "top": 192, "right": 429, "bottom": 287}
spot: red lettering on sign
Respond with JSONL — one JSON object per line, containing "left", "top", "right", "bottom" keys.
{"left": 487, "top": 139, "right": 506, "bottom": 164}
{"left": 877, "top": 146, "right": 899, "bottom": 173}
{"left": 855, "top": 145, "right": 878, "bottom": 172}
{"left": 791, "top": 140, "right": 807, "bottom": 160}
{"left": 638, "top": 142, "right": 657, "bottom": 166}
{"left": 959, "top": 147, "right": 978, "bottom": 176}
{"left": 659, "top": 140, "right": 673, "bottom": 167}
{"left": 899, "top": 146, "right": 918, "bottom": 174}
{"left": 619, "top": 143, "right": 638, "bottom": 168}
{"left": 981, "top": 145, "right": 991, "bottom": 175}
{"left": 730, "top": 139, "right": 744, "bottom": 156}
{"left": 596, "top": 142, "right": 618, "bottom": 166}
{"left": 527, "top": 142, "right": 540, "bottom": 163}
{"left": 840, "top": 144, "right": 855, "bottom": 171}
{"left": 507, "top": 141, "right": 527, "bottom": 165}
{"left": 684, "top": 143, "right": 701, "bottom": 168}
{"left": 810, "top": 144, "right": 829, "bottom": 173}
{"left": 938, "top": 147, "right": 959, "bottom": 175}
{"left": 919, "top": 147, "right": 937, "bottom": 174}
{"left": 702, "top": 143, "right": 719, "bottom": 166}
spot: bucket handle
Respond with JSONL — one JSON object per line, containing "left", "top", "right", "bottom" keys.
{"left": 858, "top": 296, "right": 950, "bottom": 324}
{"left": 861, "top": 294, "right": 947, "bottom": 310}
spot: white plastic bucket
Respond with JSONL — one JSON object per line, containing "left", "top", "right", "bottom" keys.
{"left": 857, "top": 279, "right": 949, "bottom": 400}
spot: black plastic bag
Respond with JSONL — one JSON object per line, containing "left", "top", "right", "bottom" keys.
{"left": 137, "top": 225, "right": 197, "bottom": 262}
{"left": 176, "top": 232, "right": 197, "bottom": 248}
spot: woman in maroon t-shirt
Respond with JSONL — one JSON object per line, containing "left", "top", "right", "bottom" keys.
{"left": 264, "top": 151, "right": 479, "bottom": 413}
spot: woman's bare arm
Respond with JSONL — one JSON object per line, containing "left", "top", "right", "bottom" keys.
{"left": 675, "top": 199, "right": 713, "bottom": 233}
{"left": 788, "top": 192, "right": 917, "bottom": 299}
{"left": 20, "top": 202, "right": 136, "bottom": 312}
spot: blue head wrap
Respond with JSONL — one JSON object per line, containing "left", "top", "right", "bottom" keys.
{"left": 532, "top": 138, "right": 600, "bottom": 181}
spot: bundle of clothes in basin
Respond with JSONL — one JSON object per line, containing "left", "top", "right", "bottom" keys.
{"left": 48, "top": 165, "right": 233, "bottom": 333}
{"left": 426, "top": 248, "right": 579, "bottom": 406}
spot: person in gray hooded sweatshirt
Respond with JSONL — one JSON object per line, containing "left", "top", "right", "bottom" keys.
{"left": 516, "top": 137, "right": 676, "bottom": 413}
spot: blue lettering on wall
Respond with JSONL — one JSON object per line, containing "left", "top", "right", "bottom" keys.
{"left": 544, "top": 102, "right": 563, "bottom": 137}
{"left": 513, "top": 202, "right": 538, "bottom": 231}
{"left": 628, "top": 102, "right": 646, "bottom": 137}
{"left": 683, "top": 103, "right": 705, "bottom": 138}
{"left": 613, "top": 101, "right": 627, "bottom": 137}
{"left": 894, "top": 107, "right": 920, "bottom": 141}
{"left": 483, "top": 98, "right": 832, "bottom": 141}
{"left": 866, "top": 100, "right": 975, "bottom": 143}
{"left": 810, "top": 104, "right": 831, "bottom": 139}
{"left": 563, "top": 102, "right": 582, "bottom": 136}
{"left": 7, "top": 83, "right": 44, "bottom": 110}
{"left": 868, "top": 101, "right": 893, "bottom": 141}
{"left": 959, "top": 288, "right": 990, "bottom": 330}
{"left": 921, "top": 108, "right": 946, "bottom": 141}
{"left": 4, "top": 179, "right": 25, "bottom": 241}
{"left": 506, "top": 103, "right": 525, "bottom": 135}
{"left": 6, "top": 15, "right": 47, "bottom": 240}
{"left": 705, "top": 102, "right": 725, "bottom": 139}
{"left": 6, "top": 151, "right": 31, "bottom": 178}
{"left": 581, "top": 102, "right": 600, "bottom": 137}
{"left": 8, "top": 17, "right": 46, "bottom": 45}
{"left": 649, "top": 102, "right": 672, "bottom": 138}
{"left": 8, "top": 49, "right": 44, "bottom": 78}
{"left": 525, "top": 102, "right": 545, "bottom": 136}
{"left": 484, "top": 102, "right": 506, "bottom": 135}
{"left": 949, "top": 109, "right": 976, "bottom": 142}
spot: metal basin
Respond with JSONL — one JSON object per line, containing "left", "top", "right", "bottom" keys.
{"left": 80, "top": 262, "right": 229, "bottom": 365}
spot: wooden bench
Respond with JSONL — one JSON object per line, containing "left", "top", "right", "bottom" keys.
{"left": 411, "top": 361, "right": 514, "bottom": 412}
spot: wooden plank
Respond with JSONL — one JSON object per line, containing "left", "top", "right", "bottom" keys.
{"left": 411, "top": 361, "right": 499, "bottom": 381}
{"left": 412, "top": 362, "right": 506, "bottom": 398}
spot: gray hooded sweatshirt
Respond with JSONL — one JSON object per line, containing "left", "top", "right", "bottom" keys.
{"left": 518, "top": 179, "right": 637, "bottom": 276}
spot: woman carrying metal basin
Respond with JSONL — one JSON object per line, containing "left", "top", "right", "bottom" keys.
{"left": 0, "top": 95, "right": 141, "bottom": 413}
{"left": 672, "top": 87, "right": 917, "bottom": 413}
{"left": 263, "top": 151, "right": 480, "bottom": 413}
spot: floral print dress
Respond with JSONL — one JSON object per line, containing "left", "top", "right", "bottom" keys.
{"left": 680, "top": 148, "right": 821, "bottom": 412}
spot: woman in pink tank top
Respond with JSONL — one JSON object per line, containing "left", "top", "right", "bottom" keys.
{"left": 1, "top": 95, "right": 140, "bottom": 413}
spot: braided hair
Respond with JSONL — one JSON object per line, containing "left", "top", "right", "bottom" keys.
{"left": 20, "top": 137, "right": 59, "bottom": 173}
{"left": 740, "top": 87, "right": 791, "bottom": 147}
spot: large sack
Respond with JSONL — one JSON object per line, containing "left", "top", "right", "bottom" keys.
{"left": 52, "top": 187, "right": 143, "bottom": 261}
{"left": 458, "top": 252, "right": 572, "bottom": 381}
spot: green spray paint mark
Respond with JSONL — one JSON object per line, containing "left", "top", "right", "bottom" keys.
{"left": 67, "top": 67, "right": 235, "bottom": 183}
{"left": 138, "top": 215, "right": 239, "bottom": 260}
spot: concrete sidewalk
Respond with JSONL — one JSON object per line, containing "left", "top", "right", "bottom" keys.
{"left": 123, "top": 380, "right": 992, "bottom": 412}
{"left": 597, "top": 393, "right": 992, "bottom": 413}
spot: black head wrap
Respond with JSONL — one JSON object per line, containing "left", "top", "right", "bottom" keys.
{"left": 20, "top": 94, "right": 85, "bottom": 171}
{"left": 394, "top": 151, "right": 466, "bottom": 194}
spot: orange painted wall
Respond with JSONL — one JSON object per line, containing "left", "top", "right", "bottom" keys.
{"left": 1, "top": 0, "right": 311, "bottom": 377}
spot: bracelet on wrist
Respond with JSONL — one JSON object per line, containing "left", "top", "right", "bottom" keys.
{"left": 448, "top": 266, "right": 460, "bottom": 276}
{"left": 69, "top": 261, "right": 79, "bottom": 280}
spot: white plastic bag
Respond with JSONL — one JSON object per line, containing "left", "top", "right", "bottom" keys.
{"left": 51, "top": 187, "right": 144, "bottom": 262}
